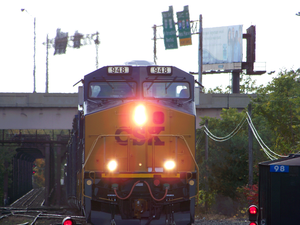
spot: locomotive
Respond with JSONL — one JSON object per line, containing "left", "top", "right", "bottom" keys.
{"left": 65, "top": 64, "right": 199, "bottom": 225}
{"left": 248, "top": 154, "right": 300, "bottom": 225}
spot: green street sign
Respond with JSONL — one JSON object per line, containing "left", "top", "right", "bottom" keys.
{"left": 162, "top": 6, "right": 178, "bottom": 50}
{"left": 176, "top": 5, "right": 192, "bottom": 46}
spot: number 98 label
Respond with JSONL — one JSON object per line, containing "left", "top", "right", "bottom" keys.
{"left": 270, "top": 165, "right": 289, "bottom": 173}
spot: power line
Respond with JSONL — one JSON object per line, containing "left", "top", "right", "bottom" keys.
{"left": 203, "top": 113, "right": 288, "bottom": 160}
{"left": 246, "top": 112, "right": 287, "bottom": 159}
{"left": 204, "top": 116, "right": 246, "bottom": 142}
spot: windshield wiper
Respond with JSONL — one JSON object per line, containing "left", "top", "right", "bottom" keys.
{"left": 165, "top": 77, "right": 177, "bottom": 92}
{"left": 101, "top": 77, "right": 114, "bottom": 89}
{"left": 146, "top": 76, "right": 158, "bottom": 91}
{"left": 125, "top": 81, "right": 134, "bottom": 90}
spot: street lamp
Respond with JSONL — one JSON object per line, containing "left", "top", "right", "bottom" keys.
{"left": 21, "top": 9, "right": 36, "bottom": 93}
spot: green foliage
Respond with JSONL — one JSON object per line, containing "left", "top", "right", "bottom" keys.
{"left": 33, "top": 159, "right": 45, "bottom": 188}
{"left": 198, "top": 189, "right": 217, "bottom": 211}
{"left": 206, "top": 85, "right": 231, "bottom": 94}
{"left": 252, "top": 68, "right": 300, "bottom": 154}
{"left": 0, "top": 143, "right": 16, "bottom": 206}
{"left": 204, "top": 73, "right": 261, "bottom": 94}
{"left": 196, "top": 108, "right": 266, "bottom": 199}
{"left": 197, "top": 68, "right": 300, "bottom": 213}
{"left": 239, "top": 74, "right": 263, "bottom": 94}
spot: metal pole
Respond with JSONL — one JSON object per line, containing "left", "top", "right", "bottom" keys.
{"left": 232, "top": 71, "right": 240, "bottom": 93}
{"left": 198, "top": 14, "right": 203, "bottom": 84}
{"left": 33, "top": 17, "right": 36, "bottom": 93}
{"left": 248, "top": 104, "right": 253, "bottom": 187}
{"left": 21, "top": 9, "right": 36, "bottom": 92}
{"left": 46, "top": 34, "right": 49, "bottom": 93}
{"left": 205, "top": 119, "right": 208, "bottom": 160}
{"left": 94, "top": 32, "right": 100, "bottom": 69}
{"left": 153, "top": 25, "right": 157, "bottom": 65}
{"left": 205, "top": 119, "right": 208, "bottom": 211}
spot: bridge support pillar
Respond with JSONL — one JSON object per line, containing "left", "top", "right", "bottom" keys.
{"left": 56, "top": 142, "right": 62, "bottom": 206}
{"left": 45, "top": 144, "right": 50, "bottom": 206}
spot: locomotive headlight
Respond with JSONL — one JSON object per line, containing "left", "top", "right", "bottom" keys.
{"left": 107, "top": 160, "right": 117, "bottom": 172}
{"left": 133, "top": 104, "right": 147, "bottom": 126}
{"left": 164, "top": 160, "right": 176, "bottom": 170}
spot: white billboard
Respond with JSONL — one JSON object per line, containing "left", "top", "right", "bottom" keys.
{"left": 203, "top": 25, "right": 243, "bottom": 69}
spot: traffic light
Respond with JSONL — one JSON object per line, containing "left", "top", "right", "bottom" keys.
{"left": 73, "top": 31, "right": 83, "bottom": 48}
{"left": 32, "top": 163, "right": 36, "bottom": 174}
{"left": 62, "top": 216, "right": 76, "bottom": 225}
{"left": 248, "top": 205, "right": 258, "bottom": 224}
{"left": 54, "top": 28, "right": 68, "bottom": 55}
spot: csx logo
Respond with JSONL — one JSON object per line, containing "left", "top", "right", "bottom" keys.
{"left": 115, "top": 127, "right": 165, "bottom": 146}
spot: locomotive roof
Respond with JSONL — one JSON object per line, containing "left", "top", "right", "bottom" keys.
{"left": 259, "top": 154, "right": 300, "bottom": 166}
{"left": 83, "top": 65, "right": 194, "bottom": 82}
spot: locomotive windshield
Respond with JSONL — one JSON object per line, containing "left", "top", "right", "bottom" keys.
{"left": 89, "top": 81, "right": 136, "bottom": 98}
{"left": 143, "top": 81, "right": 190, "bottom": 99}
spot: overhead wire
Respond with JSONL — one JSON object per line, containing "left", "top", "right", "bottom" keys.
{"left": 246, "top": 112, "right": 287, "bottom": 158}
{"left": 246, "top": 116, "right": 277, "bottom": 160}
{"left": 203, "top": 112, "right": 288, "bottom": 160}
{"left": 203, "top": 116, "right": 247, "bottom": 142}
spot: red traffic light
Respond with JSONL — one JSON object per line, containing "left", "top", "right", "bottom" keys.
{"left": 62, "top": 217, "right": 76, "bottom": 225}
{"left": 248, "top": 205, "right": 258, "bottom": 222}
{"left": 249, "top": 206, "right": 257, "bottom": 214}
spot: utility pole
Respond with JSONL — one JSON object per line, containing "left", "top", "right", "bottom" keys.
{"left": 46, "top": 34, "right": 49, "bottom": 93}
{"left": 153, "top": 25, "right": 157, "bottom": 65}
{"left": 21, "top": 9, "right": 36, "bottom": 93}
{"left": 248, "top": 104, "right": 253, "bottom": 187}
{"left": 152, "top": 18, "right": 200, "bottom": 65}
{"left": 198, "top": 14, "right": 203, "bottom": 85}
{"left": 43, "top": 31, "right": 99, "bottom": 92}
{"left": 94, "top": 32, "right": 100, "bottom": 69}
{"left": 205, "top": 119, "right": 208, "bottom": 160}
{"left": 205, "top": 119, "right": 209, "bottom": 211}
{"left": 33, "top": 17, "right": 36, "bottom": 93}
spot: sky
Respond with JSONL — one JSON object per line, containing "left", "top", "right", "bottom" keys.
{"left": 1, "top": 0, "right": 300, "bottom": 93}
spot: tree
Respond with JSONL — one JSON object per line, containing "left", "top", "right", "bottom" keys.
{"left": 0, "top": 145, "right": 15, "bottom": 206}
{"left": 204, "top": 72, "right": 261, "bottom": 94}
{"left": 33, "top": 159, "right": 45, "bottom": 188}
{"left": 252, "top": 68, "right": 300, "bottom": 154}
{"left": 197, "top": 108, "right": 266, "bottom": 199}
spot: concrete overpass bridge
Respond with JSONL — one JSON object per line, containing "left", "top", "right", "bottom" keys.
{"left": 0, "top": 92, "right": 253, "bottom": 206}
{"left": 0, "top": 91, "right": 253, "bottom": 129}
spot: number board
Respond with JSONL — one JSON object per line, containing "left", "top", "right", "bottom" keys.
{"left": 270, "top": 165, "right": 289, "bottom": 173}
{"left": 107, "top": 66, "right": 131, "bottom": 75}
{"left": 148, "top": 66, "right": 172, "bottom": 75}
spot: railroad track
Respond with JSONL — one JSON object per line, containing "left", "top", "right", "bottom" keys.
{"left": 0, "top": 188, "right": 86, "bottom": 225}
{"left": 1, "top": 188, "right": 248, "bottom": 224}
{"left": 10, "top": 187, "right": 45, "bottom": 208}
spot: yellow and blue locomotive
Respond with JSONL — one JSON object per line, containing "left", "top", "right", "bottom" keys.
{"left": 66, "top": 64, "right": 199, "bottom": 225}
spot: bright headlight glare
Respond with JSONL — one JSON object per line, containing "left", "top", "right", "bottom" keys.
{"left": 107, "top": 160, "right": 117, "bottom": 172}
{"left": 133, "top": 104, "right": 147, "bottom": 126}
{"left": 164, "top": 160, "right": 176, "bottom": 170}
